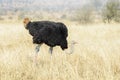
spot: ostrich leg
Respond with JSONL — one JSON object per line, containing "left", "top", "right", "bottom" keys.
{"left": 49, "top": 47, "right": 53, "bottom": 59}
{"left": 49, "top": 47, "right": 53, "bottom": 55}
{"left": 34, "top": 44, "right": 42, "bottom": 64}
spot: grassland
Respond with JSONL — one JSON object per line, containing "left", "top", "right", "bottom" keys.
{"left": 0, "top": 23, "right": 120, "bottom": 80}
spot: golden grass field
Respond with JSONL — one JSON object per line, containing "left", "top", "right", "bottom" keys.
{"left": 0, "top": 23, "right": 120, "bottom": 80}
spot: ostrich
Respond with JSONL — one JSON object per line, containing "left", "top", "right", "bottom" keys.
{"left": 23, "top": 18, "right": 68, "bottom": 62}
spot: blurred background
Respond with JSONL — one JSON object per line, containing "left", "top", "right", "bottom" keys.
{"left": 0, "top": 0, "right": 120, "bottom": 24}
{"left": 0, "top": 1, "right": 120, "bottom": 80}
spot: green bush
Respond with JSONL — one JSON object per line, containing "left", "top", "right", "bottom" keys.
{"left": 102, "top": 0, "right": 120, "bottom": 23}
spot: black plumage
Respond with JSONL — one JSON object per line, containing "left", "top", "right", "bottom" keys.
{"left": 26, "top": 21, "right": 68, "bottom": 50}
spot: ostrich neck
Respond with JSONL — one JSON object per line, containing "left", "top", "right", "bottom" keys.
{"left": 70, "top": 43, "right": 75, "bottom": 54}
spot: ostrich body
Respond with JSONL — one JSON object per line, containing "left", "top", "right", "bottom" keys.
{"left": 23, "top": 18, "right": 68, "bottom": 62}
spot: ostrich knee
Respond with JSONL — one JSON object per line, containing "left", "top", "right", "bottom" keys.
{"left": 49, "top": 47, "right": 53, "bottom": 54}
{"left": 35, "top": 44, "right": 41, "bottom": 53}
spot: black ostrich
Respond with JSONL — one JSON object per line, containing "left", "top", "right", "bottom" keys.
{"left": 23, "top": 18, "right": 68, "bottom": 61}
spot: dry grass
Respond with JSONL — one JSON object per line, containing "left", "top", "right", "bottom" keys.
{"left": 0, "top": 23, "right": 120, "bottom": 80}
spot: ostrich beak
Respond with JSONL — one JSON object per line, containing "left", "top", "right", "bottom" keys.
{"left": 71, "top": 41, "right": 78, "bottom": 45}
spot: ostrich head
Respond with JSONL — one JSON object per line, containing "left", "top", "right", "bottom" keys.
{"left": 23, "top": 18, "right": 30, "bottom": 29}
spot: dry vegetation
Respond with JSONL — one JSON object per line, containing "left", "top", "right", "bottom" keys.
{"left": 0, "top": 23, "right": 120, "bottom": 80}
